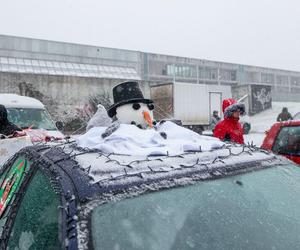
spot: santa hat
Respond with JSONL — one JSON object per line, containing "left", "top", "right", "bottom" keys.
{"left": 222, "top": 98, "right": 246, "bottom": 118}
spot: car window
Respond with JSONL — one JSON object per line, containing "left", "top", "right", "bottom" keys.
{"left": 7, "top": 170, "right": 61, "bottom": 249}
{"left": 91, "top": 164, "right": 300, "bottom": 250}
{"left": 0, "top": 157, "right": 29, "bottom": 236}
{"left": 293, "top": 112, "right": 300, "bottom": 120}
{"left": 272, "top": 126, "right": 300, "bottom": 156}
{"left": 7, "top": 108, "right": 56, "bottom": 130}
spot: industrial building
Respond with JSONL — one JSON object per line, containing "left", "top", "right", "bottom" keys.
{"left": 0, "top": 34, "right": 299, "bottom": 119}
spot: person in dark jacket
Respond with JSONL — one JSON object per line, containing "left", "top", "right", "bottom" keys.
{"left": 210, "top": 110, "right": 221, "bottom": 131}
{"left": 213, "top": 98, "right": 245, "bottom": 144}
{"left": 277, "top": 107, "right": 293, "bottom": 122}
{"left": 0, "top": 104, "right": 21, "bottom": 137}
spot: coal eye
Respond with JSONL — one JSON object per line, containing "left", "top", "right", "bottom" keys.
{"left": 132, "top": 103, "right": 141, "bottom": 110}
{"left": 147, "top": 103, "right": 154, "bottom": 110}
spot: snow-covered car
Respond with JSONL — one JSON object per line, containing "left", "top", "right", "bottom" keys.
{"left": 261, "top": 120, "right": 300, "bottom": 165}
{"left": 1, "top": 141, "right": 300, "bottom": 249}
{"left": 0, "top": 94, "right": 64, "bottom": 139}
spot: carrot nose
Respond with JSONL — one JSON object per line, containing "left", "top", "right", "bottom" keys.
{"left": 143, "top": 111, "right": 153, "bottom": 128}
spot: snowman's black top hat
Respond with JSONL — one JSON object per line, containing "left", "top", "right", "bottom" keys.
{"left": 107, "top": 81, "right": 153, "bottom": 118}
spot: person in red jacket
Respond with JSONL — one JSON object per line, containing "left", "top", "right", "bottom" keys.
{"left": 213, "top": 98, "right": 245, "bottom": 144}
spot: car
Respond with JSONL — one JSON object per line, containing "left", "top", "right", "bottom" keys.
{"left": 261, "top": 120, "right": 300, "bottom": 165}
{"left": 0, "top": 94, "right": 65, "bottom": 166}
{"left": 0, "top": 141, "right": 300, "bottom": 249}
{"left": 0, "top": 94, "right": 64, "bottom": 138}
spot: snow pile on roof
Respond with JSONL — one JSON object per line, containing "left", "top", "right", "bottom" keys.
{"left": 76, "top": 121, "right": 224, "bottom": 156}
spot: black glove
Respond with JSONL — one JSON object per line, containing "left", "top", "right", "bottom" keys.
{"left": 224, "top": 133, "right": 231, "bottom": 141}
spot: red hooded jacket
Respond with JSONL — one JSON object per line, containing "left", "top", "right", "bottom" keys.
{"left": 213, "top": 98, "right": 244, "bottom": 144}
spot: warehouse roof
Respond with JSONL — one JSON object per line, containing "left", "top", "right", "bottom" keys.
{"left": 0, "top": 56, "right": 140, "bottom": 80}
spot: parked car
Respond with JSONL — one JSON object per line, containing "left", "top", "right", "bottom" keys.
{"left": 0, "top": 94, "right": 64, "bottom": 166}
{"left": 1, "top": 141, "right": 300, "bottom": 249}
{"left": 261, "top": 120, "right": 300, "bottom": 164}
{"left": 1, "top": 94, "right": 64, "bottom": 138}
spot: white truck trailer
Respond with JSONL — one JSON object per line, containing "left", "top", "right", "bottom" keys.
{"left": 150, "top": 82, "right": 232, "bottom": 132}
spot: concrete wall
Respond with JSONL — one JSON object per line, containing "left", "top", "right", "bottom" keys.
{"left": 0, "top": 72, "right": 151, "bottom": 120}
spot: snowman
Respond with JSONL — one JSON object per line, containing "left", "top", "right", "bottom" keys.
{"left": 107, "top": 81, "right": 156, "bottom": 129}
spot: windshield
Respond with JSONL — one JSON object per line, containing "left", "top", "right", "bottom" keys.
{"left": 294, "top": 112, "right": 300, "bottom": 120}
{"left": 91, "top": 164, "right": 300, "bottom": 250}
{"left": 272, "top": 126, "right": 300, "bottom": 156}
{"left": 7, "top": 108, "right": 57, "bottom": 131}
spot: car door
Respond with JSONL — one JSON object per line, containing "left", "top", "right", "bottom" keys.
{"left": 0, "top": 156, "right": 63, "bottom": 249}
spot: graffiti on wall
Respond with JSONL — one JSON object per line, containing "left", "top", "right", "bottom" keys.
{"left": 18, "top": 82, "right": 44, "bottom": 100}
{"left": 251, "top": 85, "right": 272, "bottom": 113}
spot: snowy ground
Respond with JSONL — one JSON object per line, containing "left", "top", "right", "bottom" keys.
{"left": 244, "top": 101, "right": 300, "bottom": 147}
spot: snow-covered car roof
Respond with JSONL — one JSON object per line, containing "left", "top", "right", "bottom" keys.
{"left": 0, "top": 94, "right": 44, "bottom": 109}
{"left": 7, "top": 140, "right": 287, "bottom": 202}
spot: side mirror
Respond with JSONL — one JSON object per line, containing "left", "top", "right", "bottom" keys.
{"left": 55, "top": 121, "right": 64, "bottom": 131}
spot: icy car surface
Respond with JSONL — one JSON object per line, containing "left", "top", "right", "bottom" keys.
{"left": 0, "top": 141, "right": 300, "bottom": 249}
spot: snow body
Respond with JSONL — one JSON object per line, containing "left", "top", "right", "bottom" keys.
{"left": 76, "top": 121, "right": 224, "bottom": 156}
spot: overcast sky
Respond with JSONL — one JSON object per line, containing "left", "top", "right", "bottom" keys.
{"left": 0, "top": 0, "right": 300, "bottom": 71}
